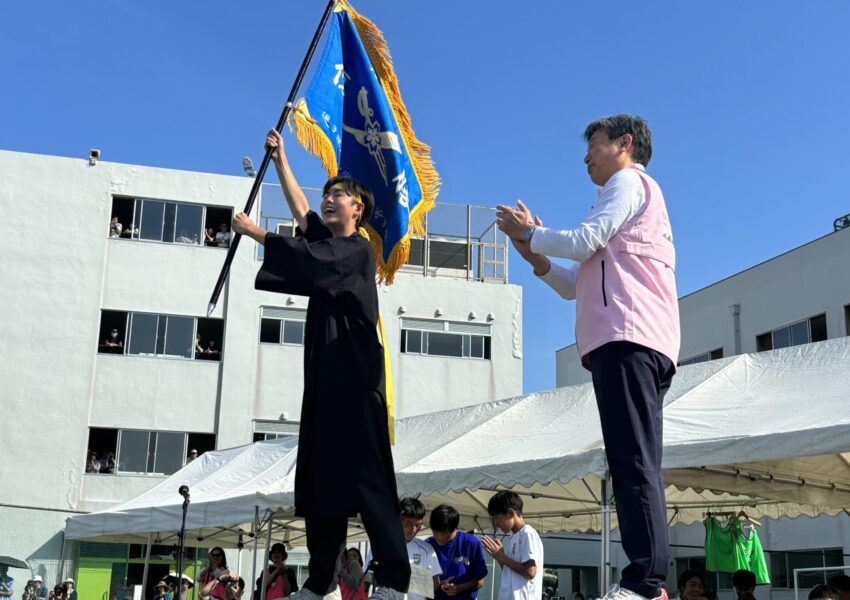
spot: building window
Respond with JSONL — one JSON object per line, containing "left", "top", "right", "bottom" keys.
{"left": 400, "top": 318, "right": 491, "bottom": 360}
{"left": 98, "top": 311, "right": 223, "bottom": 360}
{"left": 108, "top": 196, "right": 233, "bottom": 248}
{"left": 768, "top": 548, "right": 844, "bottom": 588}
{"left": 260, "top": 307, "right": 307, "bottom": 346}
{"left": 253, "top": 419, "right": 300, "bottom": 442}
{"left": 756, "top": 314, "right": 828, "bottom": 352}
{"left": 85, "top": 428, "right": 215, "bottom": 476}
{"left": 844, "top": 304, "right": 850, "bottom": 336}
{"left": 678, "top": 347, "right": 723, "bottom": 367}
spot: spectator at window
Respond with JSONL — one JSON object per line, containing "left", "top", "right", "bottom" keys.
{"left": 215, "top": 223, "right": 231, "bottom": 247}
{"left": 99, "top": 452, "right": 116, "bottom": 474}
{"left": 123, "top": 224, "right": 139, "bottom": 238}
{"left": 204, "top": 227, "right": 217, "bottom": 246}
{"left": 103, "top": 329, "right": 124, "bottom": 353}
{"left": 195, "top": 334, "right": 206, "bottom": 357}
{"left": 109, "top": 216, "right": 123, "bottom": 238}
{"left": 187, "top": 449, "right": 198, "bottom": 464}
{"left": 86, "top": 452, "right": 101, "bottom": 473}
{"left": 64, "top": 580, "right": 76, "bottom": 600}
{"left": 51, "top": 586, "right": 65, "bottom": 600}
{"left": 205, "top": 340, "right": 220, "bottom": 360}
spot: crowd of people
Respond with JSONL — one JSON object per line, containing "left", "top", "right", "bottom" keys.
{"left": 107, "top": 217, "right": 231, "bottom": 248}
{"left": 0, "top": 571, "right": 78, "bottom": 600}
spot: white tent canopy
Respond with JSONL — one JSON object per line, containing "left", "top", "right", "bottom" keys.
{"left": 66, "top": 337, "right": 850, "bottom": 545}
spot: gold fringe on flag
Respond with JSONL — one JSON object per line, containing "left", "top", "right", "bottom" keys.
{"left": 292, "top": 0, "right": 441, "bottom": 285}
{"left": 290, "top": 98, "right": 338, "bottom": 178}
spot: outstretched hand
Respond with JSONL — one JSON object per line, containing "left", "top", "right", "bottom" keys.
{"left": 496, "top": 199, "right": 534, "bottom": 240}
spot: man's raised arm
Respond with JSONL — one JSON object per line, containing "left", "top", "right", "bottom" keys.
{"left": 266, "top": 129, "right": 311, "bottom": 233}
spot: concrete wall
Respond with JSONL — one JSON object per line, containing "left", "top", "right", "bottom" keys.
{"left": 0, "top": 149, "right": 522, "bottom": 520}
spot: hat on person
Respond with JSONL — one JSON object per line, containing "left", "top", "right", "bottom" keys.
{"left": 34, "top": 577, "right": 43, "bottom": 583}
{"left": 155, "top": 582, "right": 168, "bottom": 589}
{"left": 64, "top": 579, "right": 74, "bottom": 585}
{"left": 189, "top": 449, "right": 198, "bottom": 454}
{"left": 269, "top": 543, "right": 288, "bottom": 559}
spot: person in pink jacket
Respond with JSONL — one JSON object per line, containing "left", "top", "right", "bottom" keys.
{"left": 497, "top": 114, "right": 680, "bottom": 600}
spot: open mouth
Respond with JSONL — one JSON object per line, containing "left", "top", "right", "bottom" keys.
{"left": 323, "top": 207, "right": 337, "bottom": 216}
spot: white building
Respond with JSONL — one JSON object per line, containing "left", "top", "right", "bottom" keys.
{"left": 0, "top": 149, "right": 522, "bottom": 599}
{"left": 550, "top": 224, "right": 850, "bottom": 599}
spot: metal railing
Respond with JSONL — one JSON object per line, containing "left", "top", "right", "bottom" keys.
{"left": 258, "top": 184, "right": 509, "bottom": 283}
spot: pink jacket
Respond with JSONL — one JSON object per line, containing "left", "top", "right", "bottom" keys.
{"left": 535, "top": 166, "right": 680, "bottom": 367}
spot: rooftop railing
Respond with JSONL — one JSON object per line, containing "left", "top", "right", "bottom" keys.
{"left": 258, "top": 184, "right": 509, "bottom": 284}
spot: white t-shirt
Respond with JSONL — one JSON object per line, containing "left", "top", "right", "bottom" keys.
{"left": 406, "top": 538, "right": 442, "bottom": 600}
{"left": 497, "top": 525, "right": 544, "bottom": 600}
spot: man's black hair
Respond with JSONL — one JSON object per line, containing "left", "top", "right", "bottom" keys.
{"left": 583, "top": 114, "right": 653, "bottom": 167}
{"left": 677, "top": 569, "right": 705, "bottom": 592}
{"left": 487, "top": 491, "right": 523, "bottom": 517}
{"left": 323, "top": 175, "right": 375, "bottom": 225}
{"left": 400, "top": 497, "right": 426, "bottom": 519}
{"left": 429, "top": 504, "right": 459, "bottom": 532}
{"left": 732, "top": 570, "right": 756, "bottom": 589}
{"left": 809, "top": 585, "right": 841, "bottom": 600}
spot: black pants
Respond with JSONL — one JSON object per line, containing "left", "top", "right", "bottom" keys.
{"left": 589, "top": 341, "right": 675, "bottom": 599}
{"left": 303, "top": 491, "right": 410, "bottom": 595}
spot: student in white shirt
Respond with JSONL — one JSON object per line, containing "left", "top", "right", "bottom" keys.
{"left": 482, "top": 491, "right": 544, "bottom": 600}
{"left": 367, "top": 498, "right": 442, "bottom": 600}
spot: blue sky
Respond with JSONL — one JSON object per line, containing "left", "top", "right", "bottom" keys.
{"left": 2, "top": 1, "right": 849, "bottom": 393}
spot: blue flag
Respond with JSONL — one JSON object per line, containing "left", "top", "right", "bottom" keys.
{"left": 292, "top": 1, "right": 439, "bottom": 283}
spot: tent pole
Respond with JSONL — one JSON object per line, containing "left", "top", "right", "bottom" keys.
{"left": 600, "top": 473, "right": 611, "bottom": 593}
{"left": 259, "top": 512, "right": 273, "bottom": 600}
{"left": 141, "top": 533, "right": 153, "bottom": 600}
{"left": 250, "top": 507, "right": 260, "bottom": 600}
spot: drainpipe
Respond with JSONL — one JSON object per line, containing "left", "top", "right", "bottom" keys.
{"left": 729, "top": 304, "right": 741, "bottom": 355}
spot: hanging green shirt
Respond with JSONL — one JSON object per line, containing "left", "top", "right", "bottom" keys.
{"left": 705, "top": 517, "right": 737, "bottom": 573}
{"left": 733, "top": 521, "right": 770, "bottom": 585}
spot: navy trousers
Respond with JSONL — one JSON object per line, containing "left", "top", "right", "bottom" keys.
{"left": 589, "top": 341, "right": 675, "bottom": 599}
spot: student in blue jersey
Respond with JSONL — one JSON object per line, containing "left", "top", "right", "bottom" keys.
{"left": 481, "top": 491, "right": 544, "bottom": 600}
{"left": 426, "top": 505, "right": 488, "bottom": 600}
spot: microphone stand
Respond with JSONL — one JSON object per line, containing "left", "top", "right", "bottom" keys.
{"left": 175, "top": 485, "right": 191, "bottom": 600}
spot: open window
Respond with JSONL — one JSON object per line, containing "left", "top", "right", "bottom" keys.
{"left": 195, "top": 318, "right": 225, "bottom": 361}
{"left": 86, "top": 427, "right": 118, "bottom": 474}
{"left": 98, "top": 310, "right": 129, "bottom": 354}
{"left": 110, "top": 197, "right": 136, "bottom": 238}
{"left": 205, "top": 206, "right": 233, "bottom": 247}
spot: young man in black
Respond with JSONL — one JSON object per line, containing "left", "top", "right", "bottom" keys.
{"left": 232, "top": 129, "right": 409, "bottom": 600}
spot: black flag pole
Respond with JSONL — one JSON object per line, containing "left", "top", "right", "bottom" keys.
{"left": 207, "top": 0, "right": 337, "bottom": 317}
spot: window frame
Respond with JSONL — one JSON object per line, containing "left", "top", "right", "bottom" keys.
{"left": 103, "top": 310, "right": 221, "bottom": 362}
{"left": 258, "top": 307, "right": 308, "bottom": 347}
{"left": 109, "top": 196, "right": 230, "bottom": 248}
{"left": 399, "top": 318, "right": 492, "bottom": 361}
{"left": 756, "top": 313, "right": 828, "bottom": 352}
